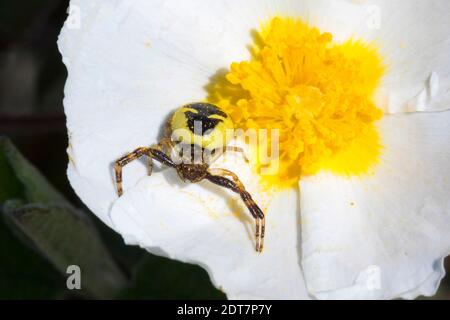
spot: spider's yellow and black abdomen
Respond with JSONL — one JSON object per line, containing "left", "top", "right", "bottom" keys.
{"left": 170, "top": 103, "right": 234, "bottom": 150}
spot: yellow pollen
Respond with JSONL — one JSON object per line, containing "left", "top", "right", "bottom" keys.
{"left": 206, "top": 17, "right": 385, "bottom": 188}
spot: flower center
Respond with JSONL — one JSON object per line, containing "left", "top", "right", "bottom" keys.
{"left": 207, "top": 17, "right": 385, "bottom": 188}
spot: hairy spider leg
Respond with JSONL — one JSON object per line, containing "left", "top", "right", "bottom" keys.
{"left": 205, "top": 171, "right": 265, "bottom": 253}
{"left": 208, "top": 168, "right": 265, "bottom": 252}
{"left": 158, "top": 138, "right": 176, "bottom": 156}
{"left": 114, "top": 147, "right": 175, "bottom": 197}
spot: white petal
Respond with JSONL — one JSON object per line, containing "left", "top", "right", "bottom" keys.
{"left": 355, "top": 0, "right": 450, "bottom": 113}
{"left": 300, "top": 111, "right": 450, "bottom": 299}
{"left": 110, "top": 153, "right": 309, "bottom": 299}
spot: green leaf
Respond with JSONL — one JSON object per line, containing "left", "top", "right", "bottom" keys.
{"left": 0, "top": 136, "right": 66, "bottom": 204}
{"left": 3, "top": 202, "right": 127, "bottom": 299}
{"left": 0, "top": 208, "right": 63, "bottom": 299}
{"left": 0, "top": 137, "right": 128, "bottom": 298}
{"left": 0, "top": 143, "right": 24, "bottom": 201}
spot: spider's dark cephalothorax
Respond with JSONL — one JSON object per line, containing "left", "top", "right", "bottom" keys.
{"left": 114, "top": 102, "right": 265, "bottom": 252}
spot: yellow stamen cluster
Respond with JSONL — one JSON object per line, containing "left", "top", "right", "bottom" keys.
{"left": 207, "top": 17, "right": 385, "bottom": 188}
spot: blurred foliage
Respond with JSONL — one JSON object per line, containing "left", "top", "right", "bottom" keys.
{"left": 4, "top": 201, "right": 128, "bottom": 298}
{"left": 0, "top": 137, "right": 225, "bottom": 299}
{"left": 0, "top": 137, "right": 66, "bottom": 204}
{"left": 0, "top": 137, "right": 66, "bottom": 299}
{"left": 0, "top": 215, "right": 62, "bottom": 299}
{"left": 0, "top": 137, "right": 127, "bottom": 298}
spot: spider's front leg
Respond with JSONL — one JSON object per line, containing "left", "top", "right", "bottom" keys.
{"left": 206, "top": 169, "right": 265, "bottom": 253}
{"left": 114, "top": 146, "right": 175, "bottom": 197}
{"left": 115, "top": 147, "right": 151, "bottom": 197}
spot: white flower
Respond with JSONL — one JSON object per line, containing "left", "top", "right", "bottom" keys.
{"left": 58, "top": 0, "right": 450, "bottom": 299}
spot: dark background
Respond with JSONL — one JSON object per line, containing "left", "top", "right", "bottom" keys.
{"left": 0, "top": 0, "right": 448, "bottom": 299}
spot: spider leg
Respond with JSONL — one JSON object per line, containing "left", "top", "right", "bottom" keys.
{"left": 205, "top": 170, "right": 265, "bottom": 253}
{"left": 114, "top": 147, "right": 175, "bottom": 197}
{"left": 156, "top": 138, "right": 175, "bottom": 156}
{"left": 148, "top": 139, "right": 175, "bottom": 176}
{"left": 207, "top": 168, "right": 245, "bottom": 189}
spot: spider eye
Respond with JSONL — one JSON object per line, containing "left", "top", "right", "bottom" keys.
{"left": 170, "top": 102, "right": 234, "bottom": 150}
